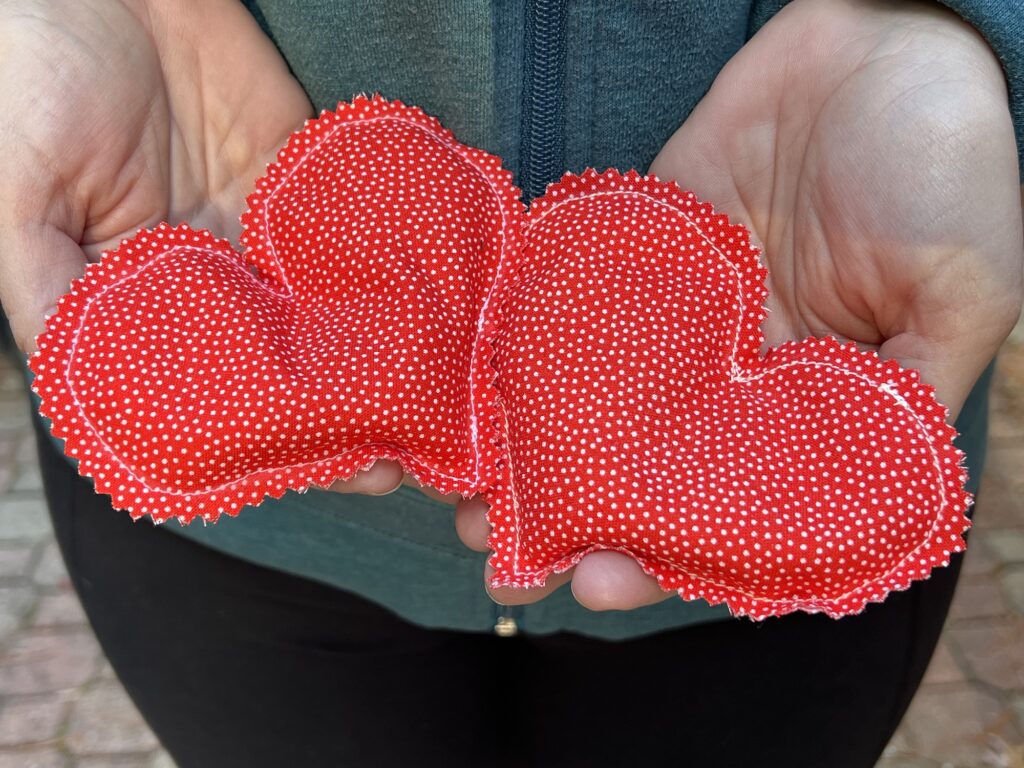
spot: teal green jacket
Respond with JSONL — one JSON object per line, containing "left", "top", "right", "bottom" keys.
{"left": 30, "top": 0, "right": 1022, "bottom": 640}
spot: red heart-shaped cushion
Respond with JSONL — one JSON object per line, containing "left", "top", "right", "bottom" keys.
{"left": 484, "top": 170, "right": 970, "bottom": 618}
{"left": 31, "top": 96, "right": 970, "bottom": 618}
{"left": 32, "top": 98, "right": 517, "bottom": 520}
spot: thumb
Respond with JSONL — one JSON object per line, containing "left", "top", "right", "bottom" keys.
{"left": 879, "top": 322, "right": 1014, "bottom": 426}
{"left": 876, "top": 233, "right": 1022, "bottom": 425}
{"left": 0, "top": 222, "right": 88, "bottom": 355}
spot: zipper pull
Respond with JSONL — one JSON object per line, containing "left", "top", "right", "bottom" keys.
{"left": 493, "top": 605, "right": 519, "bottom": 637}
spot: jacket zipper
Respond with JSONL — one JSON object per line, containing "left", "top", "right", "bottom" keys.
{"left": 493, "top": 606, "right": 519, "bottom": 637}
{"left": 490, "top": 0, "right": 569, "bottom": 639}
{"left": 518, "top": 0, "right": 568, "bottom": 202}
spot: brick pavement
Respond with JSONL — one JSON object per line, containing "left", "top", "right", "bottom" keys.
{"left": 0, "top": 357, "right": 173, "bottom": 767}
{"left": 0, "top": 321, "right": 1021, "bottom": 767}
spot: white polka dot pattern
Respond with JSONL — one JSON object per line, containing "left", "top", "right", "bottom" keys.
{"left": 30, "top": 96, "right": 971, "bottom": 619}
{"left": 485, "top": 170, "right": 970, "bottom": 619}
{"left": 30, "top": 97, "right": 519, "bottom": 523}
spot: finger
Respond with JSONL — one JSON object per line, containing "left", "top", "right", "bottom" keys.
{"left": 570, "top": 550, "right": 673, "bottom": 611}
{"left": 878, "top": 254, "right": 1022, "bottom": 423}
{"left": 400, "top": 474, "right": 460, "bottom": 504}
{"left": 879, "top": 336, "right": 965, "bottom": 424}
{"left": 454, "top": 495, "right": 491, "bottom": 552}
{"left": 484, "top": 560, "right": 573, "bottom": 606}
{"left": 326, "top": 459, "right": 404, "bottom": 495}
{"left": 0, "top": 223, "right": 88, "bottom": 354}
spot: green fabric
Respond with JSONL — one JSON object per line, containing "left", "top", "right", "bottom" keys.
{"left": 242, "top": 0, "right": 497, "bottom": 154}
{"left": 27, "top": 0, "right": 1019, "bottom": 639}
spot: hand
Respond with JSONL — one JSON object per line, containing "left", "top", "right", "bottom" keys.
{"left": 0, "top": 0, "right": 437, "bottom": 498}
{"left": 458, "top": 0, "right": 1024, "bottom": 610}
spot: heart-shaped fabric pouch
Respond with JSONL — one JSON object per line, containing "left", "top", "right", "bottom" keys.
{"left": 31, "top": 96, "right": 971, "bottom": 619}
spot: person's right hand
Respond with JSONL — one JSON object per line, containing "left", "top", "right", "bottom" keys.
{"left": 0, "top": 0, "right": 414, "bottom": 496}
{"left": 0, "top": 0, "right": 311, "bottom": 352}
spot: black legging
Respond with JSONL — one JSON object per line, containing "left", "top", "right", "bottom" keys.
{"left": 35, "top": 412, "right": 964, "bottom": 768}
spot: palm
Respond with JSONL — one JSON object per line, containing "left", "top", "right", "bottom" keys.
{"left": 475, "top": 0, "right": 1023, "bottom": 610}
{"left": 0, "top": 0, "right": 311, "bottom": 349}
{"left": 651, "top": 0, "right": 1022, "bottom": 419}
{"left": 1, "top": 2, "right": 445, "bottom": 498}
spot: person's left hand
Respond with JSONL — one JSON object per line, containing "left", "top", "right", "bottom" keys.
{"left": 456, "top": 0, "right": 1024, "bottom": 610}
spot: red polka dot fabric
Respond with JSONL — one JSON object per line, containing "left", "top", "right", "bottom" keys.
{"left": 30, "top": 96, "right": 971, "bottom": 619}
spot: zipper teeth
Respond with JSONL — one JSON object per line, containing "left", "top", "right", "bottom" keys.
{"left": 492, "top": 0, "right": 566, "bottom": 637}
{"left": 521, "top": 0, "right": 567, "bottom": 201}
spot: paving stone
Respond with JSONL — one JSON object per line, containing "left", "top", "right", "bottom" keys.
{"left": 0, "top": 749, "right": 66, "bottom": 768}
{"left": 65, "top": 681, "right": 159, "bottom": 755}
{"left": 973, "top": 450, "right": 1024, "bottom": 530}
{"left": 0, "top": 401, "right": 29, "bottom": 432}
{"left": 880, "top": 730, "right": 914, "bottom": 756}
{"left": 0, "top": 697, "right": 68, "bottom": 746}
{"left": 95, "top": 660, "right": 116, "bottom": 681}
{"left": 0, "top": 497, "right": 52, "bottom": 543}
{"left": 1009, "top": 321, "right": 1024, "bottom": 345}
{"left": 899, "top": 683, "right": 1019, "bottom": 767}
{"left": 32, "top": 590, "right": 87, "bottom": 628}
{"left": 1004, "top": 566, "right": 1024, "bottom": 615}
{"left": 0, "top": 438, "right": 16, "bottom": 466}
{"left": 0, "top": 368, "right": 23, "bottom": 394}
{"left": 988, "top": 412, "right": 1024, "bottom": 443}
{"left": 14, "top": 437, "right": 37, "bottom": 466}
{"left": 0, "top": 630, "right": 99, "bottom": 695}
{"left": 10, "top": 467, "right": 42, "bottom": 493}
{"left": 31, "top": 542, "right": 69, "bottom": 589}
{"left": 979, "top": 736, "right": 1024, "bottom": 768}
{"left": 873, "top": 754, "right": 942, "bottom": 768}
{"left": 0, "top": 365, "right": 24, "bottom": 388}
{"left": 922, "top": 642, "right": 964, "bottom": 685}
{"left": 961, "top": 535, "right": 1000, "bottom": 578}
{"left": 0, "top": 546, "right": 32, "bottom": 578}
{"left": 149, "top": 750, "right": 177, "bottom": 768}
{"left": 0, "top": 587, "right": 35, "bottom": 640}
{"left": 948, "top": 618, "right": 1024, "bottom": 691}
{"left": 880, "top": 734, "right": 908, "bottom": 759}
{"left": 949, "top": 577, "right": 1008, "bottom": 620}
{"left": 1012, "top": 693, "right": 1024, "bottom": 732}
{"left": 988, "top": 529, "right": 1024, "bottom": 564}
{"left": 77, "top": 757, "right": 160, "bottom": 768}
{"left": 995, "top": 338, "right": 1024, "bottom": 392}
